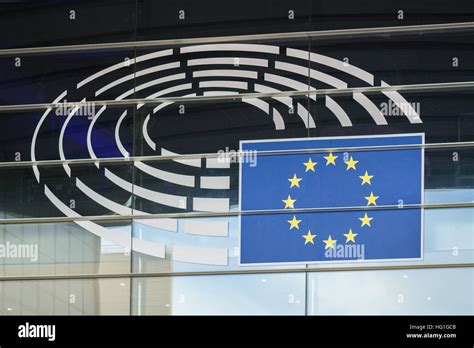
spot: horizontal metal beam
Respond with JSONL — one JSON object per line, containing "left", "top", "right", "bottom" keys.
{"left": 0, "top": 262, "right": 472, "bottom": 282}
{"left": 0, "top": 139, "right": 472, "bottom": 168}
{"left": 1, "top": 80, "right": 474, "bottom": 113}
{"left": 0, "top": 21, "right": 473, "bottom": 57}
{"left": 1, "top": 201, "right": 473, "bottom": 225}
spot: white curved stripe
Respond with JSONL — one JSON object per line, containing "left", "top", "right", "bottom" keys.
{"left": 206, "top": 157, "right": 230, "bottom": 169}
{"left": 76, "top": 177, "right": 133, "bottom": 215}
{"left": 193, "top": 197, "right": 229, "bottom": 212}
{"left": 254, "top": 84, "right": 292, "bottom": 106}
{"left": 193, "top": 69, "right": 258, "bottom": 79}
{"left": 152, "top": 93, "right": 196, "bottom": 114}
{"left": 181, "top": 43, "right": 279, "bottom": 55}
{"left": 203, "top": 91, "right": 238, "bottom": 96}
{"left": 296, "top": 103, "right": 316, "bottom": 129}
{"left": 200, "top": 176, "right": 230, "bottom": 189}
{"left": 264, "top": 73, "right": 316, "bottom": 101}
{"left": 104, "top": 168, "right": 187, "bottom": 209}
{"left": 381, "top": 81, "right": 422, "bottom": 124}
{"left": 172, "top": 245, "right": 228, "bottom": 265}
{"left": 199, "top": 80, "right": 248, "bottom": 90}
{"left": 135, "top": 161, "right": 195, "bottom": 187}
{"left": 183, "top": 220, "right": 229, "bottom": 237}
{"left": 137, "top": 83, "right": 192, "bottom": 109}
{"left": 133, "top": 239, "right": 165, "bottom": 258}
{"left": 138, "top": 90, "right": 232, "bottom": 190}
{"left": 117, "top": 73, "right": 186, "bottom": 101}
{"left": 188, "top": 57, "right": 268, "bottom": 67}
{"left": 142, "top": 115, "right": 156, "bottom": 151}
{"left": 76, "top": 178, "right": 177, "bottom": 232}
{"left": 77, "top": 49, "right": 173, "bottom": 89}
{"left": 31, "top": 90, "right": 67, "bottom": 182}
{"left": 44, "top": 184, "right": 131, "bottom": 249}
{"left": 134, "top": 73, "right": 186, "bottom": 94}
{"left": 152, "top": 101, "right": 173, "bottom": 114}
{"left": 95, "top": 62, "right": 180, "bottom": 96}
{"left": 162, "top": 148, "right": 201, "bottom": 168}
{"left": 143, "top": 95, "right": 196, "bottom": 151}
{"left": 144, "top": 95, "right": 196, "bottom": 151}
{"left": 87, "top": 105, "right": 107, "bottom": 168}
{"left": 275, "top": 61, "right": 347, "bottom": 89}
{"left": 353, "top": 92, "right": 388, "bottom": 125}
{"left": 242, "top": 98, "right": 268, "bottom": 113}
{"left": 286, "top": 48, "right": 375, "bottom": 86}
{"left": 115, "top": 110, "right": 129, "bottom": 157}
{"left": 254, "top": 84, "right": 316, "bottom": 129}
{"left": 134, "top": 218, "right": 177, "bottom": 233}
{"left": 59, "top": 98, "right": 85, "bottom": 177}
{"left": 272, "top": 108, "right": 285, "bottom": 130}
{"left": 242, "top": 98, "right": 285, "bottom": 130}
{"left": 45, "top": 184, "right": 167, "bottom": 257}
{"left": 325, "top": 96, "right": 353, "bottom": 127}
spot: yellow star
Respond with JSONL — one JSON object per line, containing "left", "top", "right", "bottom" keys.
{"left": 344, "top": 156, "right": 359, "bottom": 170}
{"left": 359, "top": 213, "right": 373, "bottom": 227}
{"left": 302, "top": 230, "right": 316, "bottom": 245}
{"left": 365, "top": 192, "right": 379, "bottom": 206}
{"left": 282, "top": 195, "right": 296, "bottom": 209}
{"left": 287, "top": 215, "right": 302, "bottom": 230}
{"left": 323, "top": 152, "right": 338, "bottom": 166}
{"left": 303, "top": 158, "right": 317, "bottom": 172}
{"left": 323, "top": 235, "right": 337, "bottom": 249}
{"left": 359, "top": 171, "right": 374, "bottom": 185}
{"left": 288, "top": 174, "right": 302, "bottom": 188}
{"left": 343, "top": 229, "right": 358, "bottom": 243}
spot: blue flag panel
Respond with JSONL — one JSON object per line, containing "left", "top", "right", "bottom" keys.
{"left": 240, "top": 134, "right": 424, "bottom": 265}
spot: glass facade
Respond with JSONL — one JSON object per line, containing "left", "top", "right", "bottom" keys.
{"left": 0, "top": 0, "right": 473, "bottom": 315}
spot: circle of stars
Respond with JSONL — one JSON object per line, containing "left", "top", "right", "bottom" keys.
{"left": 283, "top": 152, "right": 379, "bottom": 251}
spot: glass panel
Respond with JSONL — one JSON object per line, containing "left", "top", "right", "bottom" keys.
{"left": 0, "top": 49, "right": 135, "bottom": 106}
{"left": 0, "top": 104, "right": 135, "bottom": 163}
{"left": 134, "top": 95, "right": 310, "bottom": 160}
{"left": 129, "top": 206, "right": 472, "bottom": 273}
{"left": 237, "top": 208, "right": 474, "bottom": 267}
{"left": 425, "top": 148, "right": 474, "bottom": 194}
{"left": 310, "top": 0, "right": 474, "bottom": 30}
{"left": 132, "top": 214, "right": 309, "bottom": 273}
{"left": 132, "top": 38, "right": 311, "bottom": 102}
{"left": 307, "top": 267, "right": 474, "bottom": 314}
{"left": 132, "top": 273, "right": 306, "bottom": 315}
{"left": 137, "top": 0, "right": 310, "bottom": 40}
{"left": 0, "top": 162, "right": 133, "bottom": 219}
{"left": 0, "top": 278, "right": 130, "bottom": 315}
{"left": 0, "top": 2, "right": 473, "bottom": 318}
{"left": 310, "top": 29, "right": 474, "bottom": 87}
{"left": 308, "top": 89, "right": 474, "bottom": 143}
{"left": 0, "top": 220, "right": 131, "bottom": 277}
{"left": 0, "top": 1, "right": 136, "bottom": 49}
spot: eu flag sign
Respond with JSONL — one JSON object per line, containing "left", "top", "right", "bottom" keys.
{"left": 240, "top": 134, "right": 424, "bottom": 265}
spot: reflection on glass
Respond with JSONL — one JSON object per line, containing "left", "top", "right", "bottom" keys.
{"left": 132, "top": 273, "right": 306, "bottom": 315}
{"left": 0, "top": 221, "right": 131, "bottom": 277}
{"left": 307, "top": 268, "right": 474, "bottom": 315}
{"left": 0, "top": 2, "right": 473, "bottom": 316}
{"left": 0, "top": 162, "right": 133, "bottom": 219}
{"left": 0, "top": 278, "right": 130, "bottom": 315}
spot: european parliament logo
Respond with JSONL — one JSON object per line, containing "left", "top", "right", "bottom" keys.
{"left": 239, "top": 134, "right": 424, "bottom": 265}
